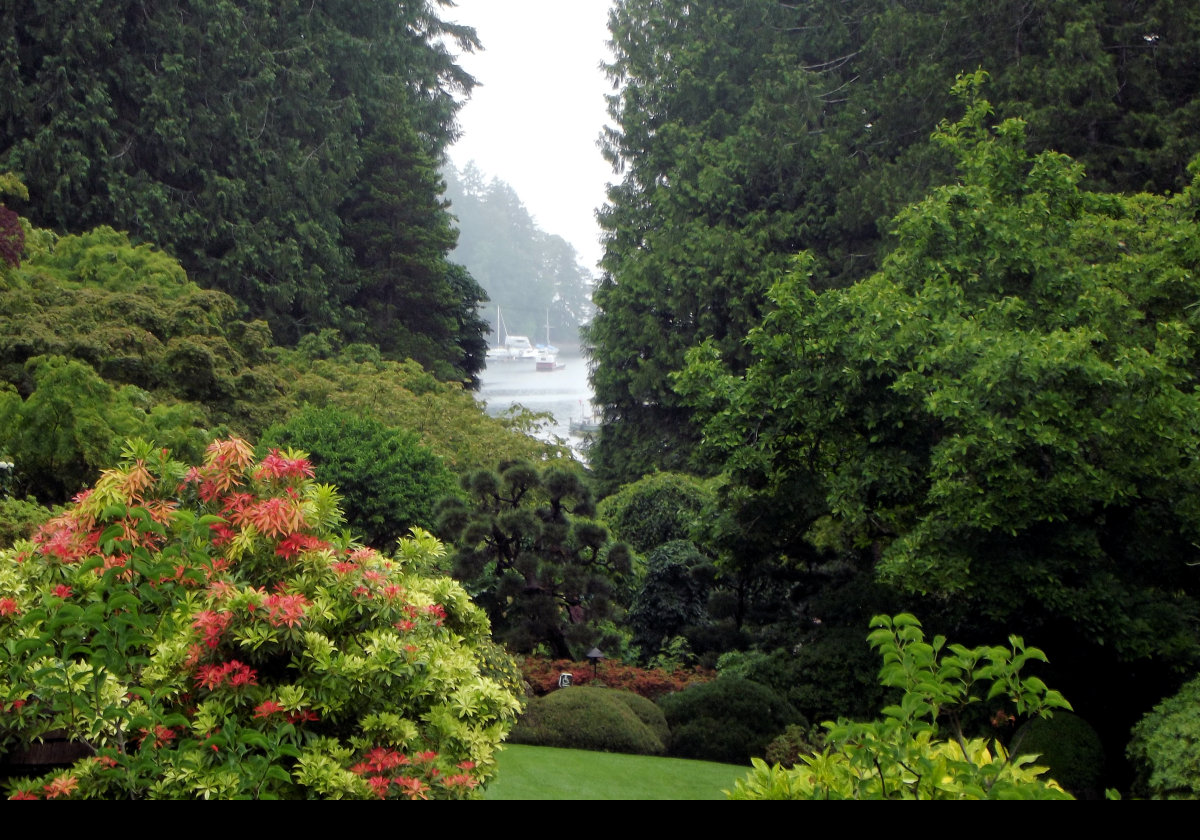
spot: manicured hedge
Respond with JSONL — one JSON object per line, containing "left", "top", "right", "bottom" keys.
{"left": 657, "top": 676, "right": 800, "bottom": 765}
{"left": 509, "top": 687, "right": 669, "bottom": 756}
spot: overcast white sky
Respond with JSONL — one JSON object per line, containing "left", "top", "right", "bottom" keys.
{"left": 444, "top": 0, "right": 616, "bottom": 274}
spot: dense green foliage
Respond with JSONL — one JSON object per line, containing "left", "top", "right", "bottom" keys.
{"left": 728, "top": 614, "right": 1073, "bottom": 800}
{"left": 716, "top": 630, "right": 888, "bottom": 725}
{"left": 260, "top": 406, "right": 458, "bottom": 550}
{"left": 1127, "top": 674, "right": 1200, "bottom": 799}
{"left": 444, "top": 164, "right": 594, "bottom": 345}
{"left": 589, "top": 0, "right": 1200, "bottom": 487}
{"left": 627, "top": 540, "right": 716, "bottom": 660}
{"left": 0, "top": 439, "right": 522, "bottom": 799}
{"left": 763, "top": 723, "right": 825, "bottom": 770}
{"left": 0, "top": 496, "right": 51, "bottom": 548}
{"left": 596, "top": 472, "right": 714, "bottom": 554}
{"left": 1015, "top": 713, "right": 1106, "bottom": 799}
{"left": 436, "top": 461, "right": 631, "bottom": 658}
{"left": 679, "top": 83, "right": 1200, "bottom": 685}
{"left": 0, "top": 210, "right": 567, "bottom": 508}
{"left": 2, "top": 0, "right": 487, "bottom": 380}
{"left": 657, "top": 676, "right": 800, "bottom": 765}
{"left": 509, "top": 687, "right": 668, "bottom": 756}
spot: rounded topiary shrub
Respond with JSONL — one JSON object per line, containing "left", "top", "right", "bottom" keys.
{"left": 658, "top": 676, "right": 800, "bottom": 765}
{"left": 261, "top": 405, "right": 457, "bottom": 550}
{"left": 509, "top": 687, "right": 668, "bottom": 755}
{"left": 0, "top": 438, "right": 522, "bottom": 799}
{"left": 610, "top": 690, "right": 671, "bottom": 747}
{"left": 1013, "top": 712, "right": 1104, "bottom": 799}
{"left": 597, "top": 472, "right": 715, "bottom": 554}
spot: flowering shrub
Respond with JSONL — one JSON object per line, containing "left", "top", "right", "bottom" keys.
{"left": 0, "top": 439, "right": 522, "bottom": 799}
{"left": 521, "top": 656, "right": 714, "bottom": 701}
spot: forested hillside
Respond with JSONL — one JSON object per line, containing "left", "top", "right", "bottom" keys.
{"left": 1, "top": 0, "right": 487, "bottom": 382}
{"left": 445, "top": 163, "right": 595, "bottom": 346}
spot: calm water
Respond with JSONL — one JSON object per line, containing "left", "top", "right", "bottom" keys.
{"left": 478, "top": 350, "right": 596, "bottom": 458}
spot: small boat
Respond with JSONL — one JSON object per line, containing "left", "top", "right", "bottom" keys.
{"left": 534, "top": 309, "right": 564, "bottom": 371}
{"left": 485, "top": 307, "right": 537, "bottom": 360}
{"left": 536, "top": 351, "right": 566, "bottom": 372}
{"left": 569, "top": 402, "right": 602, "bottom": 435}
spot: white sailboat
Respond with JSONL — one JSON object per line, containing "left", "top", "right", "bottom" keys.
{"left": 486, "top": 307, "right": 536, "bottom": 361}
{"left": 535, "top": 309, "right": 565, "bottom": 371}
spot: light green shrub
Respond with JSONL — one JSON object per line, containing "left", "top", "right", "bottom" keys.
{"left": 727, "top": 614, "right": 1073, "bottom": 800}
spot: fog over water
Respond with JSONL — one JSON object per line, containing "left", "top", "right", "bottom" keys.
{"left": 477, "top": 349, "right": 597, "bottom": 459}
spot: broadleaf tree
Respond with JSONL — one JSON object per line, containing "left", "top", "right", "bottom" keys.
{"left": 677, "top": 78, "right": 1200, "bottom": 719}
{"left": 588, "top": 0, "right": 1200, "bottom": 488}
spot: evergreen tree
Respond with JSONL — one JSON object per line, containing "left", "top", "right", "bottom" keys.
{"left": 436, "top": 461, "right": 631, "bottom": 658}
{"left": 341, "top": 115, "right": 488, "bottom": 384}
{"left": 1, "top": 0, "right": 486, "bottom": 381}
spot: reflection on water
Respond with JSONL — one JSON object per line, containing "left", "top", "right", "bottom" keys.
{"left": 478, "top": 350, "right": 595, "bottom": 459}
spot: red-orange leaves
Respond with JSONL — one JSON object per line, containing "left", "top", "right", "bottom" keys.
{"left": 256, "top": 449, "right": 315, "bottom": 482}
{"left": 237, "top": 495, "right": 305, "bottom": 539}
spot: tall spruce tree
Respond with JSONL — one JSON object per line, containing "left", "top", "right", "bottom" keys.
{"left": 1, "top": 0, "right": 487, "bottom": 382}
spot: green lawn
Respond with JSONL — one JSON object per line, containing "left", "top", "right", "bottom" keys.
{"left": 483, "top": 744, "right": 749, "bottom": 800}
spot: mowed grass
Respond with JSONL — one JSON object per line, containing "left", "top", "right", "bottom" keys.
{"left": 483, "top": 744, "right": 749, "bottom": 800}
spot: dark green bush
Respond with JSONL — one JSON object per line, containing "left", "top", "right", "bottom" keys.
{"left": 657, "top": 676, "right": 800, "bottom": 765}
{"left": 0, "top": 496, "right": 51, "bottom": 547}
{"left": 261, "top": 405, "right": 457, "bottom": 549}
{"left": 716, "top": 630, "right": 887, "bottom": 725}
{"left": 628, "top": 539, "right": 715, "bottom": 658}
{"left": 1013, "top": 712, "right": 1104, "bottom": 799}
{"left": 509, "top": 687, "right": 668, "bottom": 755}
{"left": 764, "top": 722, "right": 824, "bottom": 769}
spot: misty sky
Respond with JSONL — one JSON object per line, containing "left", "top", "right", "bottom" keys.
{"left": 445, "top": 0, "right": 615, "bottom": 274}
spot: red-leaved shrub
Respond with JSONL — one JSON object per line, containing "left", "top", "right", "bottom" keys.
{"left": 521, "top": 656, "right": 714, "bottom": 700}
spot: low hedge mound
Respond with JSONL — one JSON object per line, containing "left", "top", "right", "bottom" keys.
{"left": 658, "top": 676, "right": 800, "bottom": 765}
{"left": 509, "top": 687, "right": 668, "bottom": 755}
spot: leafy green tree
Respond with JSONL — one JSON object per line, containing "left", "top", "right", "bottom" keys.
{"left": 679, "top": 78, "right": 1200, "bottom": 688}
{"left": 436, "top": 461, "right": 632, "bottom": 658}
{"left": 589, "top": 0, "right": 1200, "bottom": 488}
{"left": 0, "top": 356, "right": 208, "bottom": 503}
{"left": 596, "top": 472, "right": 714, "bottom": 555}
